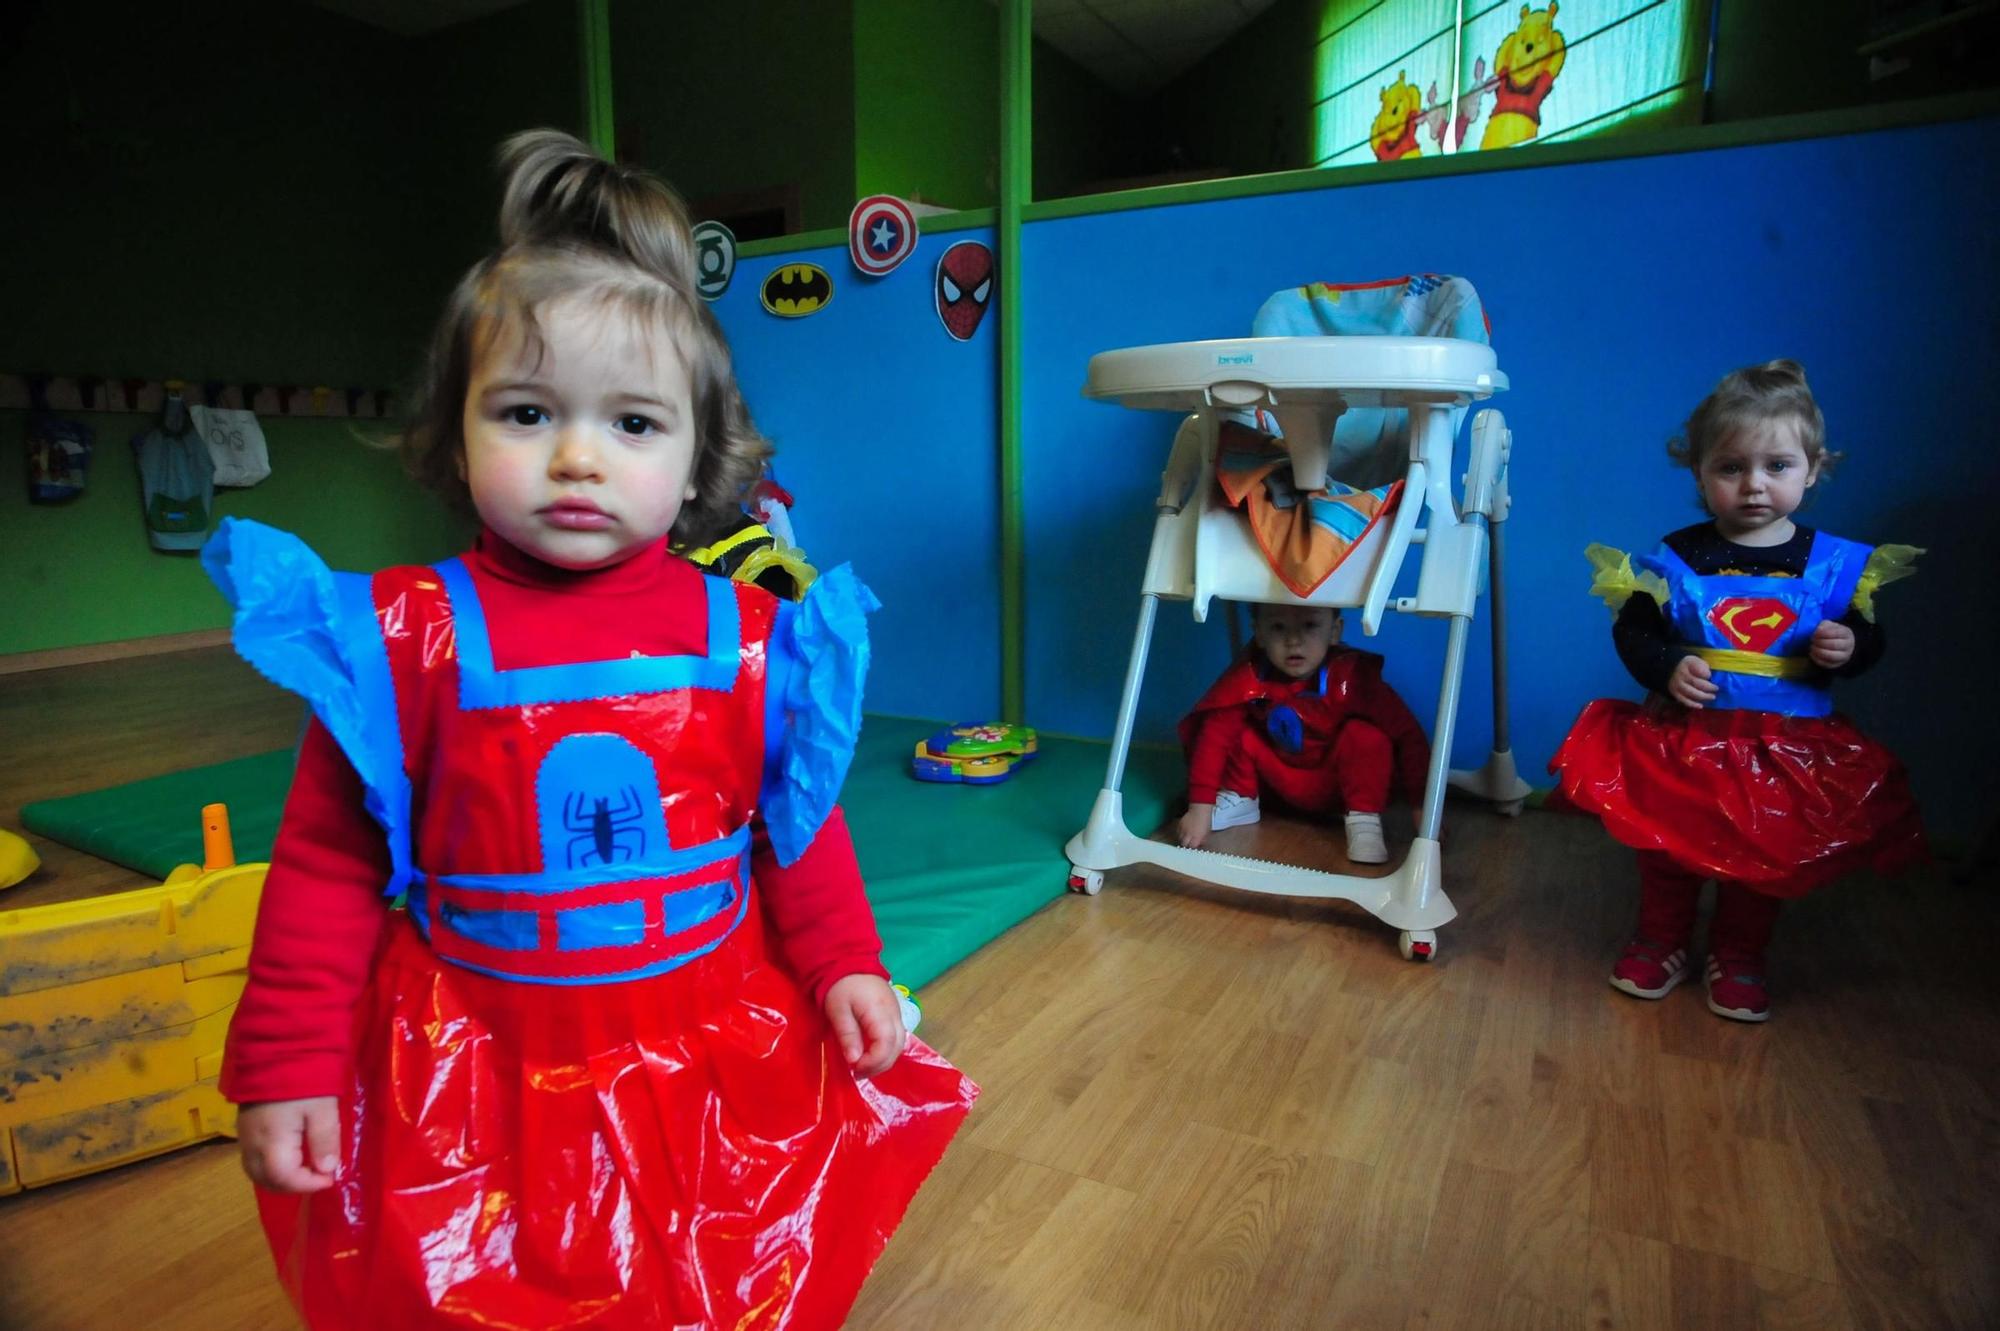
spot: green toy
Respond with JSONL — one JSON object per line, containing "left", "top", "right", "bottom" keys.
{"left": 910, "top": 722, "right": 1039, "bottom": 784}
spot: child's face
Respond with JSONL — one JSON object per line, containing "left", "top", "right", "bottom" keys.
{"left": 1698, "top": 419, "right": 1817, "bottom": 544}
{"left": 1254, "top": 605, "right": 1340, "bottom": 679}
{"left": 461, "top": 296, "right": 698, "bottom": 570}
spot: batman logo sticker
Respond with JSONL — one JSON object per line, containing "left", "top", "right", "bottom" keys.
{"left": 761, "top": 263, "right": 833, "bottom": 318}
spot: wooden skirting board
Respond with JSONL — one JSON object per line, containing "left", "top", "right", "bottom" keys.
{"left": 0, "top": 628, "right": 233, "bottom": 677}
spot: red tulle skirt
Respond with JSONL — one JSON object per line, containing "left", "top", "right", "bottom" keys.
{"left": 1549, "top": 698, "right": 1924, "bottom": 895}
{"left": 257, "top": 905, "right": 976, "bottom": 1330}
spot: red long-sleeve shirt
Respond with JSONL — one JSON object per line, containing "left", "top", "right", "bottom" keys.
{"left": 221, "top": 531, "right": 887, "bottom": 1106}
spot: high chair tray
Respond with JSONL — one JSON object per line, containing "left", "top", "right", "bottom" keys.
{"left": 1083, "top": 336, "right": 1505, "bottom": 410}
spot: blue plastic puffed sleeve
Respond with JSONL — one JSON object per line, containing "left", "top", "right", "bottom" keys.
{"left": 761, "top": 564, "right": 881, "bottom": 867}
{"left": 201, "top": 517, "right": 415, "bottom": 897}
{"left": 1813, "top": 533, "right": 1874, "bottom": 620}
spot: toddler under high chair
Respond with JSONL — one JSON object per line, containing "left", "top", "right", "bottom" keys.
{"left": 1064, "top": 278, "right": 1528, "bottom": 961}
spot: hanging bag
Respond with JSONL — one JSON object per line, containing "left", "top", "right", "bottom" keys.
{"left": 26, "top": 413, "right": 94, "bottom": 503}
{"left": 190, "top": 404, "right": 271, "bottom": 487}
{"left": 132, "top": 394, "right": 217, "bottom": 550}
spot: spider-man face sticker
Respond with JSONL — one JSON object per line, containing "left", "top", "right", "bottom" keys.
{"left": 935, "top": 241, "right": 994, "bottom": 341}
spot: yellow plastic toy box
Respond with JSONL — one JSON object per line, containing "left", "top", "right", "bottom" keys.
{"left": 0, "top": 806, "right": 261, "bottom": 1194}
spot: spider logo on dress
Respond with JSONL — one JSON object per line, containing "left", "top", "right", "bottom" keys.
{"left": 563, "top": 788, "right": 649, "bottom": 867}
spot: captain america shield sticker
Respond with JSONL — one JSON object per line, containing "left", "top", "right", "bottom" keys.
{"left": 848, "top": 194, "right": 918, "bottom": 276}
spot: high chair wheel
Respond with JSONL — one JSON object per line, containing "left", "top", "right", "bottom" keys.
{"left": 1067, "top": 867, "right": 1104, "bottom": 896}
{"left": 1398, "top": 930, "right": 1436, "bottom": 962}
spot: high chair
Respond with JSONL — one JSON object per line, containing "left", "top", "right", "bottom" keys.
{"left": 1063, "top": 335, "right": 1528, "bottom": 960}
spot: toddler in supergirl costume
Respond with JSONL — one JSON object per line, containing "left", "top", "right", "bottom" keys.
{"left": 1552, "top": 360, "right": 1922, "bottom": 1023}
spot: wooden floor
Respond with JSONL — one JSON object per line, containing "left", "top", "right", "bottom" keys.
{"left": 2, "top": 649, "right": 1996, "bottom": 1330}
{"left": 0, "top": 648, "right": 300, "bottom": 909}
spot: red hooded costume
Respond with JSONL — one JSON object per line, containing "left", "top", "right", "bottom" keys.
{"left": 1180, "top": 647, "right": 1430, "bottom": 815}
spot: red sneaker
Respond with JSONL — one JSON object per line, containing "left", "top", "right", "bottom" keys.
{"left": 1609, "top": 937, "right": 1689, "bottom": 1000}
{"left": 1704, "top": 953, "right": 1771, "bottom": 1023}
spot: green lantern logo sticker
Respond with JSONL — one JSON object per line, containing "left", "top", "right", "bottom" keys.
{"left": 693, "top": 220, "right": 736, "bottom": 301}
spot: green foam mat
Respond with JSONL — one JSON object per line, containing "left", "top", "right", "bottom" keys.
{"left": 16, "top": 720, "right": 1183, "bottom": 990}
{"left": 21, "top": 748, "right": 297, "bottom": 880}
{"left": 848, "top": 719, "right": 1182, "bottom": 990}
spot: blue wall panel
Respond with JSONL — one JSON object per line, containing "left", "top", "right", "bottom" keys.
{"left": 710, "top": 120, "right": 1997, "bottom": 842}
{"left": 1018, "top": 118, "right": 1999, "bottom": 841}
{"left": 714, "top": 231, "right": 1003, "bottom": 723}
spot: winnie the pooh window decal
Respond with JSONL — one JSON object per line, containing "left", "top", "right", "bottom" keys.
{"left": 1316, "top": 0, "right": 1705, "bottom": 168}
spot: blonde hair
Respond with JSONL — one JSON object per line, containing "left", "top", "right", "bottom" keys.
{"left": 1669, "top": 358, "right": 1838, "bottom": 477}
{"left": 402, "top": 129, "right": 768, "bottom": 546}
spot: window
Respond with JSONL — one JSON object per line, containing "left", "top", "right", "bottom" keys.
{"left": 1314, "top": 0, "right": 1707, "bottom": 167}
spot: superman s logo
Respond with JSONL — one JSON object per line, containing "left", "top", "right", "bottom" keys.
{"left": 1706, "top": 597, "right": 1797, "bottom": 653}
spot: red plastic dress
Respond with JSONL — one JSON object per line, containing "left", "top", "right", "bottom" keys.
{"left": 209, "top": 521, "right": 976, "bottom": 1329}
{"left": 1554, "top": 699, "right": 1923, "bottom": 893}
{"left": 1550, "top": 537, "right": 1923, "bottom": 895}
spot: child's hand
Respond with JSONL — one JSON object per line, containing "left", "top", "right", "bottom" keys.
{"left": 823, "top": 974, "right": 906, "bottom": 1077}
{"left": 1809, "top": 619, "right": 1856, "bottom": 669}
{"left": 1178, "top": 803, "right": 1215, "bottom": 848}
{"left": 237, "top": 1096, "right": 341, "bottom": 1193}
{"left": 1667, "top": 655, "right": 1718, "bottom": 709}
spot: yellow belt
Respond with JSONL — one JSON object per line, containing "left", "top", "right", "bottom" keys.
{"left": 1681, "top": 646, "right": 1815, "bottom": 679}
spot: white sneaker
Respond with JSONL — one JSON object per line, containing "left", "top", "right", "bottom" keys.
{"left": 1211, "top": 790, "right": 1262, "bottom": 830}
{"left": 1343, "top": 813, "right": 1389, "bottom": 864}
